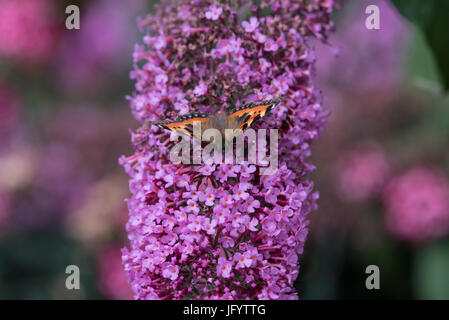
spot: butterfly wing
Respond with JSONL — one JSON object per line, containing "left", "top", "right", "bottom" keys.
{"left": 151, "top": 113, "right": 211, "bottom": 139}
{"left": 227, "top": 98, "right": 281, "bottom": 132}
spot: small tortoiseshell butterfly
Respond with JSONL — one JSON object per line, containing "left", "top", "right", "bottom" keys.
{"left": 150, "top": 98, "right": 281, "bottom": 140}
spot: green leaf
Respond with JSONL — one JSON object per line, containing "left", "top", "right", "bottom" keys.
{"left": 392, "top": 0, "right": 449, "bottom": 91}
{"left": 414, "top": 241, "right": 449, "bottom": 299}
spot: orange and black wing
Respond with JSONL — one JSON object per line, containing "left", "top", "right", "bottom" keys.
{"left": 150, "top": 113, "right": 211, "bottom": 139}
{"left": 227, "top": 98, "right": 281, "bottom": 131}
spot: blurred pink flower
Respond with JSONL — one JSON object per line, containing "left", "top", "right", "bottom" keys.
{"left": 98, "top": 247, "right": 134, "bottom": 300}
{"left": 0, "top": 0, "right": 57, "bottom": 64}
{"left": 384, "top": 167, "right": 449, "bottom": 243}
{"left": 0, "top": 84, "right": 20, "bottom": 142}
{"left": 6, "top": 107, "right": 133, "bottom": 229}
{"left": 316, "top": 0, "right": 409, "bottom": 94}
{"left": 56, "top": 0, "right": 146, "bottom": 90}
{"left": 337, "top": 143, "right": 390, "bottom": 201}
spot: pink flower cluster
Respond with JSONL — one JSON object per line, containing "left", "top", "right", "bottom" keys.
{"left": 121, "top": 0, "right": 336, "bottom": 299}
{"left": 56, "top": 0, "right": 146, "bottom": 90}
{"left": 97, "top": 247, "right": 134, "bottom": 300}
{"left": 316, "top": 0, "right": 408, "bottom": 93}
{"left": 384, "top": 167, "right": 449, "bottom": 243}
{"left": 337, "top": 143, "right": 390, "bottom": 202}
{"left": 0, "top": 0, "right": 57, "bottom": 64}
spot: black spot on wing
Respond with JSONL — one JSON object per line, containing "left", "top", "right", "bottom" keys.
{"left": 239, "top": 113, "right": 251, "bottom": 124}
{"left": 185, "top": 124, "right": 194, "bottom": 133}
{"left": 253, "top": 115, "right": 261, "bottom": 123}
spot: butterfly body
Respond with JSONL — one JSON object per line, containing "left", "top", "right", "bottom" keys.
{"left": 150, "top": 98, "right": 281, "bottom": 141}
{"left": 206, "top": 112, "right": 229, "bottom": 137}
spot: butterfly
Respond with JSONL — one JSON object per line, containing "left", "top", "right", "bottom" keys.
{"left": 150, "top": 98, "right": 281, "bottom": 141}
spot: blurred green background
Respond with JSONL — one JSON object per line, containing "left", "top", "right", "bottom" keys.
{"left": 0, "top": 0, "right": 448, "bottom": 299}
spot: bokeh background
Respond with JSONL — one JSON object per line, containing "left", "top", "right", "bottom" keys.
{"left": 0, "top": 0, "right": 448, "bottom": 299}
